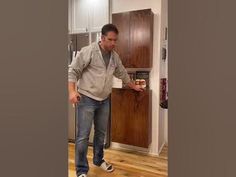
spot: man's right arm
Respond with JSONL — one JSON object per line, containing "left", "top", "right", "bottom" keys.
{"left": 68, "top": 47, "right": 91, "bottom": 104}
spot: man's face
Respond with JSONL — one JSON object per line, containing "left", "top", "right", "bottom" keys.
{"left": 101, "top": 31, "right": 118, "bottom": 51}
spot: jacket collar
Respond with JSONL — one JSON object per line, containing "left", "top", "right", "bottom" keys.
{"left": 92, "top": 42, "right": 115, "bottom": 58}
{"left": 91, "top": 42, "right": 116, "bottom": 69}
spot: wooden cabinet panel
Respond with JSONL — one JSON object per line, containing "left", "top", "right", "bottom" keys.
{"left": 129, "top": 9, "right": 153, "bottom": 68}
{"left": 113, "top": 12, "right": 130, "bottom": 67}
{"left": 111, "top": 88, "right": 152, "bottom": 148}
{"left": 112, "top": 9, "right": 153, "bottom": 68}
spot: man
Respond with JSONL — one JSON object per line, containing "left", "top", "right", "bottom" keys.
{"left": 68, "top": 24, "right": 143, "bottom": 177}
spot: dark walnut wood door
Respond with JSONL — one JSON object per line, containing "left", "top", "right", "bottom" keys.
{"left": 111, "top": 88, "right": 152, "bottom": 148}
{"left": 112, "top": 9, "right": 153, "bottom": 68}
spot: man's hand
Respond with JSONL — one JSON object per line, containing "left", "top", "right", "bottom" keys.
{"left": 132, "top": 84, "right": 144, "bottom": 92}
{"left": 68, "top": 82, "right": 81, "bottom": 104}
{"left": 127, "top": 82, "right": 144, "bottom": 92}
{"left": 69, "top": 91, "right": 81, "bottom": 104}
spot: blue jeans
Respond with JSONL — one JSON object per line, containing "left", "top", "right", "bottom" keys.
{"left": 75, "top": 94, "right": 110, "bottom": 175}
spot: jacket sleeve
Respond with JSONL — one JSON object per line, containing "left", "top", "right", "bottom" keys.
{"left": 68, "top": 47, "right": 91, "bottom": 83}
{"left": 113, "top": 57, "right": 131, "bottom": 84}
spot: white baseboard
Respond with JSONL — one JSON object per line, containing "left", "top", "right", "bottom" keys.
{"left": 158, "top": 142, "right": 166, "bottom": 155}
{"left": 110, "top": 142, "right": 159, "bottom": 157}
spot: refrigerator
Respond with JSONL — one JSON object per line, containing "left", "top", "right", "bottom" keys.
{"left": 68, "top": 32, "right": 110, "bottom": 148}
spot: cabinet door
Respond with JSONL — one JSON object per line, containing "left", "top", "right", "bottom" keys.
{"left": 111, "top": 89, "right": 151, "bottom": 148}
{"left": 90, "top": 0, "right": 109, "bottom": 32}
{"left": 132, "top": 90, "right": 151, "bottom": 147}
{"left": 129, "top": 9, "right": 153, "bottom": 68}
{"left": 112, "top": 12, "right": 130, "bottom": 67}
{"left": 72, "top": 0, "right": 89, "bottom": 33}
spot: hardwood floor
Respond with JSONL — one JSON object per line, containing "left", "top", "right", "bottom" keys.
{"left": 68, "top": 143, "right": 168, "bottom": 177}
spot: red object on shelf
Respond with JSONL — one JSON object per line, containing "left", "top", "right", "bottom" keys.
{"left": 160, "top": 78, "right": 167, "bottom": 103}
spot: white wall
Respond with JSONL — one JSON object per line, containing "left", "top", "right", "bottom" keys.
{"left": 162, "top": 0, "right": 168, "bottom": 145}
{"left": 112, "top": 0, "right": 163, "bottom": 155}
{"left": 159, "top": 0, "right": 168, "bottom": 149}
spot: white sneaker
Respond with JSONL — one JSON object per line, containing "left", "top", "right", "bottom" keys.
{"left": 99, "top": 160, "right": 114, "bottom": 172}
{"left": 78, "top": 174, "right": 87, "bottom": 177}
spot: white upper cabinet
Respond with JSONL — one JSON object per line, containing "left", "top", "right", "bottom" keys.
{"left": 69, "top": 0, "right": 109, "bottom": 34}
{"left": 90, "top": 0, "right": 109, "bottom": 32}
{"left": 68, "top": 0, "right": 72, "bottom": 33}
{"left": 71, "top": 0, "right": 89, "bottom": 33}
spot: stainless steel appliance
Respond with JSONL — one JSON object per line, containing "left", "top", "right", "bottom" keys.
{"left": 68, "top": 33, "right": 89, "bottom": 142}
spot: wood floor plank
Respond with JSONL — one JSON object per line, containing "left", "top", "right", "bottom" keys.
{"left": 68, "top": 143, "right": 168, "bottom": 177}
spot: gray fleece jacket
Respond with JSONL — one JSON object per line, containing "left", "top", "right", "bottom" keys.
{"left": 68, "top": 42, "right": 130, "bottom": 101}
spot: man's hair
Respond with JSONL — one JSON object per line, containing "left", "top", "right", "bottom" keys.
{"left": 101, "top": 24, "right": 119, "bottom": 35}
